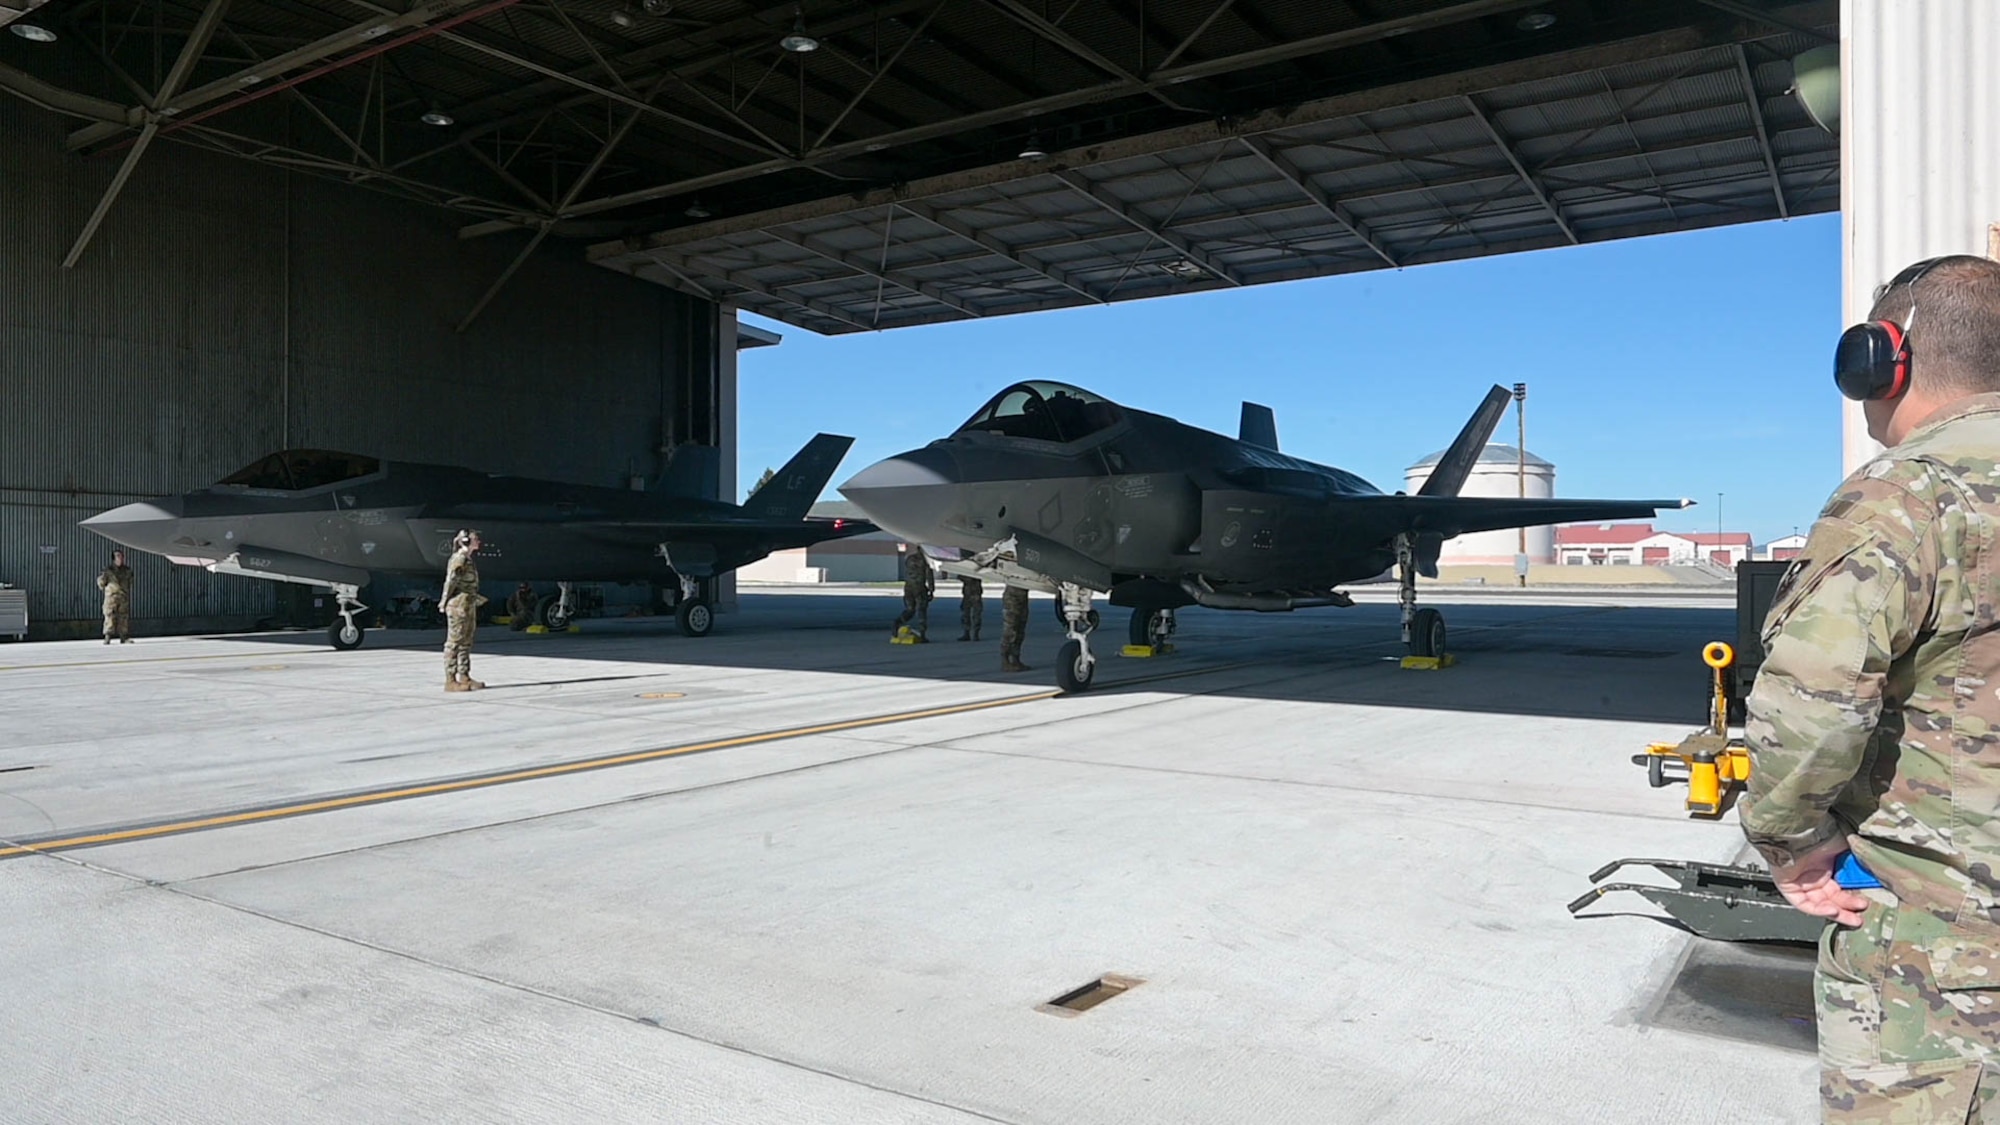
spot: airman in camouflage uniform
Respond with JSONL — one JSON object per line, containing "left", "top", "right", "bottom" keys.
{"left": 1741, "top": 256, "right": 2000, "bottom": 1122}
{"left": 958, "top": 576, "right": 983, "bottom": 642}
{"left": 891, "top": 545, "right": 933, "bottom": 641}
{"left": 96, "top": 549, "right": 133, "bottom": 644}
{"left": 441, "top": 530, "right": 488, "bottom": 692}
{"left": 999, "top": 585, "right": 1029, "bottom": 672}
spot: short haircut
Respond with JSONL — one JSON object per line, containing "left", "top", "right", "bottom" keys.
{"left": 1869, "top": 254, "right": 2000, "bottom": 392}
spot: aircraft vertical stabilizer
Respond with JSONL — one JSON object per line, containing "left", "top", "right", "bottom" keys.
{"left": 1239, "top": 403, "right": 1280, "bottom": 450}
{"left": 1416, "top": 385, "right": 1514, "bottom": 498}
{"left": 743, "top": 434, "right": 855, "bottom": 520}
{"left": 659, "top": 444, "right": 720, "bottom": 498}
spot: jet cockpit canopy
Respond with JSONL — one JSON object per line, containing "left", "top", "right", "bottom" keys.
{"left": 220, "top": 449, "right": 382, "bottom": 491}
{"left": 954, "top": 381, "right": 1123, "bottom": 444}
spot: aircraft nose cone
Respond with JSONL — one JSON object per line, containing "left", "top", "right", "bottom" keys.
{"left": 838, "top": 446, "right": 959, "bottom": 543}
{"left": 78, "top": 498, "right": 184, "bottom": 554}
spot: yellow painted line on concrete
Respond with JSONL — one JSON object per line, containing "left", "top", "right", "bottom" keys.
{"left": 0, "top": 688, "right": 1060, "bottom": 860}
{"left": 0, "top": 651, "right": 315, "bottom": 672}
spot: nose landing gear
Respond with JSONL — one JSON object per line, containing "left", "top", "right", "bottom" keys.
{"left": 1054, "top": 582, "right": 1099, "bottom": 693}
{"left": 328, "top": 583, "right": 368, "bottom": 650}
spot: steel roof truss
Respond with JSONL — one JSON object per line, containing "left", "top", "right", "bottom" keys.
{"left": 1461, "top": 93, "right": 1578, "bottom": 245}
{"left": 894, "top": 199, "right": 1107, "bottom": 303}
{"left": 1731, "top": 43, "right": 1787, "bottom": 219}
{"left": 767, "top": 224, "right": 983, "bottom": 318}
{"left": 1238, "top": 134, "right": 1399, "bottom": 267}
{"left": 1055, "top": 168, "right": 1243, "bottom": 286}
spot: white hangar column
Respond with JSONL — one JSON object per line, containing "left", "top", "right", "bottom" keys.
{"left": 717, "top": 305, "right": 741, "bottom": 613}
{"left": 1842, "top": 0, "right": 2000, "bottom": 472}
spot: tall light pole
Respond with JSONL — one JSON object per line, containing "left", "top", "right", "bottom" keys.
{"left": 1513, "top": 383, "right": 1527, "bottom": 587}
{"left": 1717, "top": 491, "right": 1725, "bottom": 568}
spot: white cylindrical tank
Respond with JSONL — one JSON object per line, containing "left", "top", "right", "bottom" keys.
{"left": 1403, "top": 445, "right": 1556, "bottom": 565}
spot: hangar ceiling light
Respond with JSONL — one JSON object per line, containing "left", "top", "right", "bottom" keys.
{"left": 1018, "top": 134, "right": 1048, "bottom": 161}
{"left": 779, "top": 11, "right": 817, "bottom": 53}
{"left": 1517, "top": 12, "right": 1558, "bottom": 31}
{"left": 8, "top": 23, "right": 57, "bottom": 42}
{"left": 684, "top": 199, "right": 710, "bottom": 218}
{"left": 609, "top": 6, "right": 636, "bottom": 30}
{"left": 420, "top": 106, "right": 454, "bottom": 127}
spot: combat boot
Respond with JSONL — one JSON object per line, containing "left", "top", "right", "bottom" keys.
{"left": 446, "top": 674, "right": 468, "bottom": 692}
{"left": 1002, "top": 658, "right": 1030, "bottom": 673}
{"left": 957, "top": 631, "right": 970, "bottom": 642}
{"left": 460, "top": 675, "right": 486, "bottom": 691}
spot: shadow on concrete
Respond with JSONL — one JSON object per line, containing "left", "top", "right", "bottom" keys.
{"left": 136, "top": 591, "right": 1737, "bottom": 725}
{"left": 1645, "top": 938, "right": 1818, "bottom": 1055}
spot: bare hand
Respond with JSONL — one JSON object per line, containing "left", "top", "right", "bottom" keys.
{"left": 1770, "top": 837, "right": 1871, "bottom": 927}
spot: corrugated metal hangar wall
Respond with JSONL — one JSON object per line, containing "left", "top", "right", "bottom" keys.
{"left": 0, "top": 98, "right": 720, "bottom": 638}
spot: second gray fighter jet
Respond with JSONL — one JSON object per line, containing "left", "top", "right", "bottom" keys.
{"left": 840, "top": 381, "right": 1688, "bottom": 691}
{"left": 82, "top": 434, "right": 870, "bottom": 649}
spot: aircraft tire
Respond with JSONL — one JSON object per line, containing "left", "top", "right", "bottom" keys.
{"left": 329, "top": 619, "right": 365, "bottom": 651}
{"left": 1055, "top": 639, "right": 1095, "bottom": 693}
{"left": 1410, "top": 607, "right": 1446, "bottom": 658}
{"left": 676, "top": 600, "right": 713, "bottom": 638}
{"left": 1128, "top": 608, "right": 1159, "bottom": 648}
{"left": 536, "top": 593, "right": 574, "bottom": 631}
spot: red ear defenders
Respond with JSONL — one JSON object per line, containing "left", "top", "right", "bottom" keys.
{"left": 1834, "top": 320, "right": 1910, "bottom": 401}
{"left": 1835, "top": 257, "right": 1946, "bottom": 401}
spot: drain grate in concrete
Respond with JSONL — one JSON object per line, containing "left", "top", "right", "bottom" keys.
{"left": 1645, "top": 939, "right": 1816, "bottom": 1054}
{"left": 1039, "top": 974, "right": 1143, "bottom": 1017}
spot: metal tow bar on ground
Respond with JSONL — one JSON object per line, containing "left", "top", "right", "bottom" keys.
{"left": 1637, "top": 641, "right": 1752, "bottom": 817}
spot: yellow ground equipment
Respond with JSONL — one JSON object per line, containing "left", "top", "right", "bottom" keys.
{"left": 1636, "top": 642, "right": 1751, "bottom": 817}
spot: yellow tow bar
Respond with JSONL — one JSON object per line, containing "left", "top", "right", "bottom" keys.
{"left": 1638, "top": 642, "right": 1751, "bottom": 817}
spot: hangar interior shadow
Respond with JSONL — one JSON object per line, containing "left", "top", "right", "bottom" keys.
{"left": 200, "top": 592, "right": 1736, "bottom": 725}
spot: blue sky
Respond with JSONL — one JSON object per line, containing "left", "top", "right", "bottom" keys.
{"left": 738, "top": 212, "right": 1841, "bottom": 544}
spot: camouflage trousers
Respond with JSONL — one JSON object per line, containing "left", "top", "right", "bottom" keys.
{"left": 101, "top": 595, "right": 130, "bottom": 641}
{"left": 444, "top": 605, "right": 477, "bottom": 678}
{"left": 1000, "top": 589, "right": 1027, "bottom": 664}
{"left": 961, "top": 595, "right": 983, "bottom": 638}
{"left": 894, "top": 590, "right": 930, "bottom": 637}
{"left": 1818, "top": 893, "right": 2000, "bottom": 1122}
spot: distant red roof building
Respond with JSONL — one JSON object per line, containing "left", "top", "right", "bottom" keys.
{"left": 1685, "top": 532, "right": 1753, "bottom": 548}
{"left": 1555, "top": 523, "right": 1754, "bottom": 568}
{"left": 1555, "top": 524, "right": 1660, "bottom": 546}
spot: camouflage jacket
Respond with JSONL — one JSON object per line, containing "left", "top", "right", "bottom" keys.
{"left": 441, "top": 548, "right": 485, "bottom": 611}
{"left": 903, "top": 552, "right": 933, "bottom": 595}
{"left": 1742, "top": 393, "right": 2000, "bottom": 924}
{"left": 96, "top": 564, "right": 133, "bottom": 599}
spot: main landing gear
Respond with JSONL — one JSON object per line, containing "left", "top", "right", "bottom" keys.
{"left": 1055, "top": 582, "right": 1098, "bottom": 693}
{"left": 1396, "top": 532, "right": 1449, "bottom": 661}
{"left": 536, "top": 582, "right": 577, "bottom": 630}
{"left": 672, "top": 573, "right": 713, "bottom": 638}
{"left": 1128, "top": 606, "right": 1176, "bottom": 651}
{"left": 328, "top": 583, "right": 368, "bottom": 650}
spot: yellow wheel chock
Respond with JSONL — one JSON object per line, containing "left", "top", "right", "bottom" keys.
{"left": 1637, "top": 641, "right": 1751, "bottom": 817}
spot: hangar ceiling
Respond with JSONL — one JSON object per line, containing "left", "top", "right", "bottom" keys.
{"left": 3, "top": 0, "right": 1835, "bottom": 332}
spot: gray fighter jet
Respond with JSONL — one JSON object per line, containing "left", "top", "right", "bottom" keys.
{"left": 82, "top": 435, "right": 871, "bottom": 649}
{"left": 840, "top": 381, "right": 1689, "bottom": 691}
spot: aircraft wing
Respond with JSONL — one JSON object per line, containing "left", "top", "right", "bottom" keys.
{"left": 566, "top": 516, "right": 876, "bottom": 547}
{"left": 1338, "top": 495, "right": 1693, "bottom": 539}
